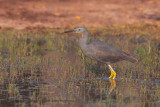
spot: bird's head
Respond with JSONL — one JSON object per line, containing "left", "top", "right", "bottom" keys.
{"left": 64, "top": 26, "right": 87, "bottom": 34}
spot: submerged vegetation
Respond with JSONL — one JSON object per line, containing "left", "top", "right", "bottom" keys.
{"left": 0, "top": 24, "right": 160, "bottom": 106}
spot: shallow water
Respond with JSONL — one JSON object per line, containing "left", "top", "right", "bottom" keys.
{"left": 1, "top": 77, "right": 160, "bottom": 107}
{"left": 0, "top": 27, "right": 160, "bottom": 107}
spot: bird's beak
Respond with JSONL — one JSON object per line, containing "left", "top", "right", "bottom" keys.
{"left": 64, "top": 30, "right": 74, "bottom": 33}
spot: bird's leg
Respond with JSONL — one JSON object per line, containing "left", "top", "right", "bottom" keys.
{"left": 108, "top": 64, "right": 116, "bottom": 79}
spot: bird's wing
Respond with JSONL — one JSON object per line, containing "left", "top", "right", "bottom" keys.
{"left": 89, "top": 40, "right": 128, "bottom": 63}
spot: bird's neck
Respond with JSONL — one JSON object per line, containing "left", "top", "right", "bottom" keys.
{"left": 79, "top": 31, "right": 90, "bottom": 52}
{"left": 80, "top": 31, "right": 90, "bottom": 44}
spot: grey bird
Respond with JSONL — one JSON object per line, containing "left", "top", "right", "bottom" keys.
{"left": 64, "top": 27, "right": 137, "bottom": 79}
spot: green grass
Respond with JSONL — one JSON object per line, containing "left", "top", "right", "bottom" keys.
{"left": 0, "top": 24, "right": 160, "bottom": 106}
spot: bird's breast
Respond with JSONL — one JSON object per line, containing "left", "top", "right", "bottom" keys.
{"left": 79, "top": 44, "right": 95, "bottom": 59}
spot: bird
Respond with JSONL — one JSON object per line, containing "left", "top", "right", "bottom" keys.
{"left": 64, "top": 27, "right": 137, "bottom": 79}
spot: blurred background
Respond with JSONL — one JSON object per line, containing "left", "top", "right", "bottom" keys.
{"left": 0, "top": 0, "right": 160, "bottom": 107}
{"left": 0, "top": 0, "right": 160, "bottom": 29}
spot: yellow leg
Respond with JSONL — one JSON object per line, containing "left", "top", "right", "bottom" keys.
{"left": 109, "top": 70, "right": 113, "bottom": 78}
{"left": 108, "top": 64, "right": 116, "bottom": 79}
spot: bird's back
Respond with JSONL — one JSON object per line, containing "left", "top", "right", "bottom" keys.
{"left": 86, "top": 40, "right": 137, "bottom": 64}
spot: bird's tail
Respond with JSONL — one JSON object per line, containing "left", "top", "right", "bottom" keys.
{"left": 123, "top": 52, "right": 138, "bottom": 63}
{"left": 126, "top": 55, "right": 138, "bottom": 63}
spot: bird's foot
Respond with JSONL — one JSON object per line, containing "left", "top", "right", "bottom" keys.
{"left": 109, "top": 72, "right": 114, "bottom": 79}
{"left": 109, "top": 72, "right": 116, "bottom": 79}
{"left": 112, "top": 72, "right": 116, "bottom": 79}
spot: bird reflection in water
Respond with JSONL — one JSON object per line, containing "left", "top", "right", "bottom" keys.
{"left": 109, "top": 79, "right": 116, "bottom": 94}
{"left": 75, "top": 78, "right": 117, "bottom": 103}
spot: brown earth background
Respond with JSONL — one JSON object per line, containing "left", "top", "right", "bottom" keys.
{"left": 0, "top": 0, "right": 160, "bottom": 29}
